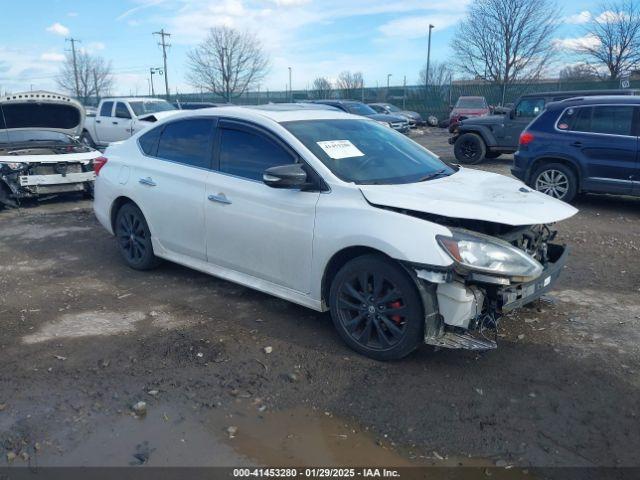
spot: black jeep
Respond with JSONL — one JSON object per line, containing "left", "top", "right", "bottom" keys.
{"left": 449, "top": 89, "right": 639, "bottom": 164}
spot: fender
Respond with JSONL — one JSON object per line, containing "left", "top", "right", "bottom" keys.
{"left": 457, "top": 124, "right": 498, "bottom": 147}
{"left": 527, "top": 153, "right": 584, "bottom": 185}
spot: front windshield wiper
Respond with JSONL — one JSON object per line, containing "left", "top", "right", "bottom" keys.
{"left": 416, "top": 169, "right": 450, "bottom": 182}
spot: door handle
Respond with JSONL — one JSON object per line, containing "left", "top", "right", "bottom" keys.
{"left": 138, "top": 177, "right": 157, "bottom": 187}
{"left": 208, "top": 193, "right": 232, "bottom": 205}
{"left": 96, "top": 120, "right": 101, "bottom": 124}
{"left": 570, "top": 141, "right": 583, "bottom": 147}
{"left": 113, "top": 121, "right": 119, "bottom": 125}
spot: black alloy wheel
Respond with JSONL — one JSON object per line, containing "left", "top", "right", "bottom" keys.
{"left": 329, "top": 255, "right": 424, "bottom": 361}
{"left": 114, "top": 203, "right": 160, "bottom": 270}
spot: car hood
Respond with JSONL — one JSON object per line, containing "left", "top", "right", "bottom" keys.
{"left": 0, "top": 91, "right": 85, "bottom": 136}
{"left": 459, "top": 114, "right": 504, "bottom": 126}
{"left": 366, "top": 113, "right": 408, "bottom": 123}
{"left": 358, "top": 168, "right": 578, "bottom": 226}
{"left": 137, "top": 110, "right": 181, "bottom": 123}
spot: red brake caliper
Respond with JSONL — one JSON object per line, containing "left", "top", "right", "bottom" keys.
{"left": 389, "top": 300, "right": 403, "bottom": 325}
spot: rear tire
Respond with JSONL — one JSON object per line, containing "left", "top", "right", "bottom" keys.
{"left": 454, "top": 133, "right": 486, "bottom": 164}
{"left": 114, "top": 203, "right": 161, "bottom": 270}
{"left": 531, "top": 162, "right": 578, "bottom": 203}
{"left": 329, "top": 255, "right": 424, "bottom": 361}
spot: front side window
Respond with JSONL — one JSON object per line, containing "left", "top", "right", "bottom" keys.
{"left": 283, "top": 119, "right": 455, "bottom": 185}
{"left": 156, "top": 119, "right": 214, "bottom": 168}
{"left": 515, "top": 98, "right": 545, "bottom": 118}
{"left": 219, "top": 128, "right": 294, "bottom": 181}
{"left": 99, "top": 102, "right": 113, "bottom": 117}
{"left": 115, "top": 102, "right": 131, "bottom": 119}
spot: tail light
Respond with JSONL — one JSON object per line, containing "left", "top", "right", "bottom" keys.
{"left": 93, "top": 157, "right": 108, "bottom": 176}
{"left": 519, "top": 132, "right": 535, "bottom": 146}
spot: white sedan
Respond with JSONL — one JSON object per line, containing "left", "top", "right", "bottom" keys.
{"left": 94, "top": 105, "right": 577, "bottom": 360}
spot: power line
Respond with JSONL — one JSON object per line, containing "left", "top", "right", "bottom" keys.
{"left": 65, "top": 37, "right": 81, "bottom": 98}
{"left": 153, "top": 29, "right": 171, "bottom": 99}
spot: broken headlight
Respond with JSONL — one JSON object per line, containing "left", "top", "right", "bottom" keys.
{"left": 437, "top": 228, "right": 543, "bottom": 282}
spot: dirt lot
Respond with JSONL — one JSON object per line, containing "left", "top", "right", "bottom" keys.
{"left": 1, "top": 129, "right": 639, "bottom": 472}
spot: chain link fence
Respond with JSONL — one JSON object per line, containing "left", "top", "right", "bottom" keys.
{"left": 86, "top": 78, "right": 640, "bottom": 123}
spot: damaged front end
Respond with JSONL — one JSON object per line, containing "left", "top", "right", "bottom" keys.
{"left": 412, "top": 220, "right": 568, "bottom": 351}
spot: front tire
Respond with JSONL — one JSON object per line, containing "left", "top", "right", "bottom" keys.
{"left": 531, "top": 162, "right": 577, "bottom": 202}
{"left": 454, "top": 133, "right": 486, "bottom": 164}
{"left": 329, "top": 255, "right": 424, "bottom": 361}
{"left": 114, "top": 203, "right": 161, "bottom": 270}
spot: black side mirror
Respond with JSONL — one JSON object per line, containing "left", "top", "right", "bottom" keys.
{"left": 509, "top": 109, "right": 516, "bottom": 119}
{"left": 263, "top": 163, "right": 308, "bottom": 189}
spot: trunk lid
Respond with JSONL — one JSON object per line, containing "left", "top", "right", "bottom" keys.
{"left": 358, "top": 168, "right": 578, "bottom": 226}
{"left": 0, "top": 91, "right": 85, "bottom": 137}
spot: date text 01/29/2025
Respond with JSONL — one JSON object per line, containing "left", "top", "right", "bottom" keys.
{"left": 232, "top": 468, "right": 401, "bottom": 478}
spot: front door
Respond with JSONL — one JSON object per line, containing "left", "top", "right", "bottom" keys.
{"left": 133, "top": 118, "right": 216, "bottom": 260}
{"left": 503, "top": 97, "right": 545, "bottom": 147}
{"left": 205, "top": 120, "right": 319, "bottom": 293}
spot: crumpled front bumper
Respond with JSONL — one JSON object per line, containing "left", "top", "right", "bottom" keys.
{"left": 499, "top": 243, "right": 568, "bottom": 313}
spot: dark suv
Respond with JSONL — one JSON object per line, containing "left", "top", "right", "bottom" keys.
{"left": 450, "top": 89, "right": 639, "bottom": 164}
{"left": 513, "top": 95, "right": 640, "bottom": 202}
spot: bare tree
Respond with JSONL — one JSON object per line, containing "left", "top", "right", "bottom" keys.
{"left": 310, "top": 76, "right": 333, "bottom": 99}
{"left": 187, "top": 26, "right": 269, "bottom": 102}
{"left": 57, "top": 52, "right": 113, "bottom": 104}
{"left": 573, "top": 0, "right": 640, "bottom": 79}
{"left": 451, "top": 0, "right": 560, "bottom": 104}
{"left": 559, "top": 63, "right": 601, "bottom": 81}
{"left": 418, "top": 62, "right": 453, "bottom": 89}
{"left": 335, "top": 71, "right": 363, "bottom": 99}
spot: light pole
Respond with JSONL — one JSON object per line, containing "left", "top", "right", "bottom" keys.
{"left": 425, "top": 24, "right": 434, "bottom": 93}
{"left": 386, "top": 73, "right": 392, "bottom": 90}
{"left": 288, "top": 67, "right": 292, "bottom": 102}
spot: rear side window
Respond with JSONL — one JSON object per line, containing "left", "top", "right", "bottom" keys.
{"left": 100, "top": 102, "right": 113, "bottom": 117}
{"left": 516, "top": 98, "right": 545, "bottom": 118}
{"left": 138, "top": 126, "right": 162, "bottom": 156}
{"left": 558, "top": 106, "right": 634, "bottom": 136}
{"left": 156, "top": 119, "right": 214, "bottom": 168}
{"left": 219, "top": 128, "right": 294, "bottom": 181}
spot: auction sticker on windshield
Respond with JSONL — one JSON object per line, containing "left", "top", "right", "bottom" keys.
{"left": 316, "top": 140, "right": 365, "bottom": 160}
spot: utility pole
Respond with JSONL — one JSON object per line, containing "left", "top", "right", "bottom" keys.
{"left": 425, "top": 24, "right": 434, "bottom": 94}
{"left": 387, "top": 73, "right": 392, "bottom": 89}
{"left": 403, "top": 75, "right": 406, "bottom": 110}
{"left": 288, "top": 67, "right": 292, "bottom": 102}
{"left": 153, "top": 29, "right": 171, "bottom": 99}
{"left": 93, "top": 68, "right": 100, "bottom": 102}
{"left": 66, "top": 37, "right": 81, "bottom": 99}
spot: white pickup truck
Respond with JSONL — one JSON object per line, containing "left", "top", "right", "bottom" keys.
{"left": 81, "top": 98, "right": 178, "bottom": 148}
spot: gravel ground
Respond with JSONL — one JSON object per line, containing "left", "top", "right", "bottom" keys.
{"left": 1, "top": 129, "right": 639, "bottom": 472}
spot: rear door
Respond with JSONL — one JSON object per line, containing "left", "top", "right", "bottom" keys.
{"left": 95, "top": 101, "right": 114, "bottom": 143}
{"left": 561, "top": 105, "right": 636, "bottom": 195}
{"left": 133, "top": 118, "right": 216, "bottom": 260}
{"left": 204, "top": 119, "right": 319, "bottom": 293}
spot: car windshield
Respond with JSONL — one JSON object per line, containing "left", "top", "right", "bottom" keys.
{"left": 283, "top": 119, "right": 455, "bottom": 185}
{"left": 128, "top": 100, "right": 176, "bottom": 116}
{"left": 455, "top": 98, "right": 487, "bottom": 109}
{"left": 0, "top": 130, "right": 75, "bottom": 145}
{"left": 345, "top": 103, "right": 377, "bottom": 115}
{"left": 384, "top": 104, "right": 401, "bottom": 112}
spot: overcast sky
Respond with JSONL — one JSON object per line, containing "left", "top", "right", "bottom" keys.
{"left": 0, "top": 0, "right": 604, "bottom": 96}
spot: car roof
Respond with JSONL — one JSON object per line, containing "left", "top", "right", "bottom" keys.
{"left": 547, "top": 95, "right": 640, "bottom": 110}
{"left": 161, "top": 105, "right": 364, "bottom": 124}
{"left": 309, "top": 99, "right": 362, "bottom": 105}
{"left": 521, "top": 89, "right": 639, "bottom": 99}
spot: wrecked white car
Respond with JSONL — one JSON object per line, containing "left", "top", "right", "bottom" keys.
{"left": 0, "top": 91, "right": 101, "bottom": 209}
{"left": 94, "top": 106, "right": 578, "bottom": 360}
